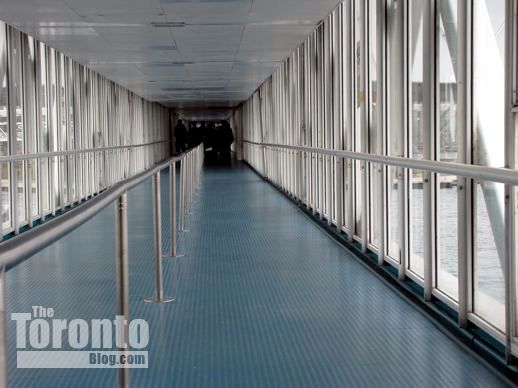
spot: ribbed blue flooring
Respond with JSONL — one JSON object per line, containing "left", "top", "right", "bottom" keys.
{"left": 5, "top": 164, "right": 512, "bottom": 387}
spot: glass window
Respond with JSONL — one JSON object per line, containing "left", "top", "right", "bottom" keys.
{"left": 473, "top": 0, "right": 506, "bottom": 331}
{"left": 22, "top": 34, "right": 38, "bottom": 217}
{"left": 9, "top": 28, "right": 27, "bottom": 224}
{"left": 387, "top": 0, "right": 404, "bottom": 261}
{"left": 58, "top": 53, "right": 68, "bottom": 204}
{"left": 37, "top": 41, "right": 50, "bottom": 213}
{"left": 47, "top": 47, "right": 59, "bottom": 208}
{"left": 0, "top": 23, "right": 10, "bottom": 230}
{"left": 409, "top": 0, "right": 425, "bottom": 278}
{"left": 342, "top": 2, "right": 351, "bottom": 232}
{"left": 437, "top": 0, "right": 459, "bottom": 300}
{"left": 354, "top": 0, "right": 363, "bottom": 238}
{"left": 368, "top": 0, "right": 380, "bottom": 248}
{"left": 66, "top": 58, "right": 76, "bottom": 201}
{"left": 73, "top": 63, "right": 83, "bottom": 200}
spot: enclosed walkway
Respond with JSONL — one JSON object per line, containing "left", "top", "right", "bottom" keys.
{"left": 5, "top": 165, "right": 511, "bottom": 387}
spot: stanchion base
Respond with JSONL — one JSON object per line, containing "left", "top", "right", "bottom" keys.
{"left": 165, "top": 253, "right": 185, "bottom": 258}
{"left": 144, "top": 296, "right": 175, "bottom": 303}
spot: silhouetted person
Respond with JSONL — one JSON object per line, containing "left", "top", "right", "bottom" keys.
{"left": 202, "top": 122, "right": 213, "bottom": 149}
{"left": 218, "top": 120, "right": 234, "bottom": 165}
{"left": 204, "top": 122, "right": 219, "bottom": 165}
{"left": 174, "top": 119, "right": 187, "bottom": 153}
{"left": 199, "top": 122, "right": 208, "bottom": 145}
{"left": 189, "top": 122, "right": 204, "bottom": 147}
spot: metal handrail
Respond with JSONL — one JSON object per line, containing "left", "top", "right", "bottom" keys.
{"left": 0, "top": 146, "right": 199, "bottom": 270}
{"left": 243, "top": 140, "right": 518, "bottom": 185}
{"left": 0, "top": 144, "right": 205, "bottom": 388}
{"left": 0, "top": 140, "right": 169, "bottom": 163}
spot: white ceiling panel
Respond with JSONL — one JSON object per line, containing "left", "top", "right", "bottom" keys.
{"left": 172, "top": 25, "right": 243, "bottom": 56}
{"left": 0, "top": 1, "right": 84, "bottom": 24}
{"left": 186, "top": 62, "right": 233, "bottom": 80}
{"left": 248, "top": 0, "right": 341, "bottom": 23}
{"left": 65, "top": 0, "right": 163, "bottom": 12}
{"left": 95, "top": 26, "right": 174, "bottom": 45}
{"left": 136, "top": 63, "right": 188, "bottom": 80}
{"left": 161, "top": 1, "right": 252, "bottom": 24}
{"left": 64, "top": 0, "right": 164, "bottom": 23}
{"left": 0, "top": 0, "right": 341, "bottom": 111}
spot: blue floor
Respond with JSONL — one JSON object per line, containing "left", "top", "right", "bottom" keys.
{"left": 5, "top": 164, "right": 513, "bottom": 387}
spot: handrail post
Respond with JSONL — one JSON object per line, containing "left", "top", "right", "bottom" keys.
{"left": 180, "top": 157, "right": 185, "bottom": 231}
{"left": 187, "top": 152, "right": 193, "bottom": 213}
{"left": 197, "top": 148, "right": 200, "bottom": 184}
{"left": 185, "top": 154, "right": 190, "bottom": 213}
{"left": 198, "top": 147, "right": 202, "bottom": 190}
{"left": 115, "top": 193, "right": 130, "bottom": 387}
{"left": 191, "top": 152, "right": 195, "bottom": 202}
{"left": 179, "top": 157, "right": 188, "bottom": 232}
{"left": 145, "top": 172, "right": 174, "bottom": 303}
{"left": 192, "top": 151, "right": 195, "bottom": 198}
{"left": 191, "top": 152, "right": 194, "bottom": 203}
{"left": 169, "top": 162, "right": 184, "bottom": 257}
{"left": 198, "top": 147, "right": 202, "bottom": 189}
